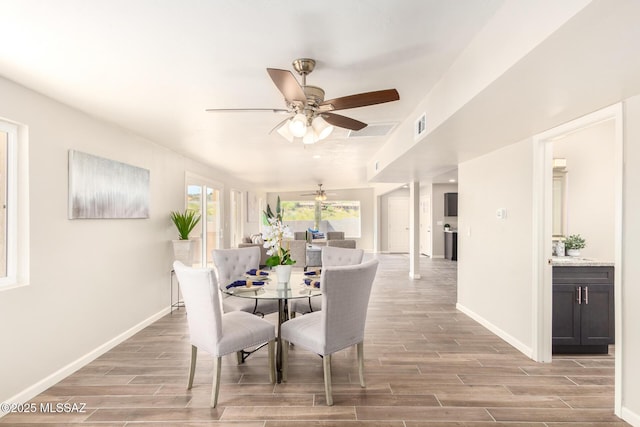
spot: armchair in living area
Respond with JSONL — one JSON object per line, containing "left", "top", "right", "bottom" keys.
{"left": 326, "top": 231, "right": 357, "bottom": 248}
{"left": 326, "top": 231, "right": 345, "bottom": 240}
{"left": 327, "top": 239, "right": 356, "bottom": 249}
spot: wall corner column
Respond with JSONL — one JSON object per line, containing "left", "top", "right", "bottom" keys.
{"left": 409, "top": 181, "right": 421, "bottom": 279}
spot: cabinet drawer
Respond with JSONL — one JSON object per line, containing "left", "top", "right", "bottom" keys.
{"left": 552, "top": 266, "right": 614, "bottom": 284}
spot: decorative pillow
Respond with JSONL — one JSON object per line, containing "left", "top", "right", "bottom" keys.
{"left": 250, "top": 234, "right": 263, "bottom": 244}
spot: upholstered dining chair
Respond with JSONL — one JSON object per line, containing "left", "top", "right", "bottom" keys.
{"left": 281, "top": 258, "right": 379, "bottom": 405}
{"left": 285, "top": 239, "right": 307, "bottom": 267}
{"left": 212, "top": 246, "right": 279, "bottom": 316}
{"left": 290, "top": 246, "right": 364, "bottom": 317}
{"left": 172, "top": 261, "right": 276, "bottom": 408}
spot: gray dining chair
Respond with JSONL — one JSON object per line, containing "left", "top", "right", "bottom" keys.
{"left": 212, "top": 246, "right": 279, "bottom": 317}
{"left": 290, "top": 246, "right": 364, "bottom": 317}
{"left": 172, "top": 261, "right": 276, "bottom": 408}
{"left": 281, "top": 258, "right": 379, "bottom": 405}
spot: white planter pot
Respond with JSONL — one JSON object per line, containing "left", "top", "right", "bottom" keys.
{"left": 274, "top": 264, "right": 293, "bottom": 286}
{"left": 172, "top": 239, "right": 195, "bottom": 265}
{"left": 566, "top": 248, "right": 581, "bottom": 257}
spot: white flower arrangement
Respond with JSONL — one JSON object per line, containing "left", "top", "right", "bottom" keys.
{"left": 262, "top": 197, "right": 296, "bottom": 267}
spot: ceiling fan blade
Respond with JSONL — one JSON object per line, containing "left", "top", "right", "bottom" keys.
{"left": 266, "top": 68, "right": 307, "bottom": 103}
{"left": 320, "top": 89, "right": 399, "bottom": 111}
{"left": 322, "top": 112, "right": 367, "bottom": 131}
{"left": 205, "top": 108, "right": 289, "bottom": 113}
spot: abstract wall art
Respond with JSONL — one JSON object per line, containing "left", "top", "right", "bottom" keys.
{"left": 68, "top": 150, "right": 150, "bottom": 219}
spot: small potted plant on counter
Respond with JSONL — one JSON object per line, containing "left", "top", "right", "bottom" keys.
{"left": 564, "top": 234, "right": 586, "bottom": 257}
{"left": 444, "top": 223, "right": 451, "bottom": 231}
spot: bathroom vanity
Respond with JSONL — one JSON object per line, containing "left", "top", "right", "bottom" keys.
{"left": 552, "top": 257, "right": 614, "bottom": 354}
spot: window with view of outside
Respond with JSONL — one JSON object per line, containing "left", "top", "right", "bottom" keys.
{"left": 0, "top": 130, "right": 7, "bottom": 278}
{"left": 0, "top": 120, "right": 17, "bottom": 286}
{"left": 280, "top": 200, "right": 361, "bottom": 238}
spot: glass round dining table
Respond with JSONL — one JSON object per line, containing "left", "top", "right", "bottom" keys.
{"left": 221, "top": 270, "right": 321, "bottom": 382}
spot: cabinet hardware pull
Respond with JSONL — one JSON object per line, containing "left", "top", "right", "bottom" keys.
{"left": 584, "top": 286, "right": 589, "bottom": 304}
{"left": 577, "top": 286, "right": 582, "bottom": 305}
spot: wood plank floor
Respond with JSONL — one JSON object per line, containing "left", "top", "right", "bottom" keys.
{"left": 1, "top": 254, "right": 629, "bottom": 426}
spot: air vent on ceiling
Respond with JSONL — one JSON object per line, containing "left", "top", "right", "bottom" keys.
{"left": 347, "top": 123, "right": 396, "bottom": 138}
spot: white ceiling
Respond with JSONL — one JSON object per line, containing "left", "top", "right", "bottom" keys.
{"left": 4, "top": 1, "right": 640, "bottom": 195}
{"left": 0, "top": 0, "right": 503, "bottom": 192}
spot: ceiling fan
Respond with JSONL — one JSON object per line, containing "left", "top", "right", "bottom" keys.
{"left": 301, "top": 184, "right": 335, "bottom": 201}
{"left": 206, "top": 58, "right": 400, "bottom": 144}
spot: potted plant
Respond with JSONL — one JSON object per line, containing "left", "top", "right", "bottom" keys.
{"left": 170, "top": 209, "right": 201, "bottom": 265}
{"left": 262, "top": 197, "right": 295, "bottom": 285}
{"left": 444, "top": 223, "right": 451, "bottom": 231}
{"left": 564, "top": 234, "right": 586, "bottom": 257}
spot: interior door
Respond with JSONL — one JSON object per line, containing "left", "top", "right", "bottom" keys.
{"left": 387, "top": 196, "right": 409, "bottom": 253}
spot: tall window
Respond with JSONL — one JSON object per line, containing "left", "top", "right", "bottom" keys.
{"left": 186, "top": 174, "right": 222, "bottom": 267}
{"left": 230, "top": 189, "right": 242, "bottom": 248}
{"left": 281, "top": 200, "right": 361, "bottom": 238}
{"left": 0, "top": 120, "right": 17, "bottom": 286}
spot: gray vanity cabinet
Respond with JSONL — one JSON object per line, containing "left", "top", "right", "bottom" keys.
{"left": 552, "top": 266, "right": 614, "bottom": 354}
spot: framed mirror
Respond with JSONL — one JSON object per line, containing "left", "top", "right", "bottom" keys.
{"left": 552, "top": 169, "right": 568, "bottom": 237}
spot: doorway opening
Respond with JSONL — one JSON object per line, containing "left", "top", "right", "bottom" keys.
{"left": 532, "top": 103, "right": 623, "bottom": 414}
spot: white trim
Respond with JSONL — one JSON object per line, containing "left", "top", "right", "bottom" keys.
{"left": 0, "top": 119, "right": 28, "bottom": 289}
{"left": 456, "top": 303, "right": 533, "bottom": 358}
{"left": 531, "top": 103, "right": 624, "bottom": 415}
{"left": 530, "top": 134, "right": 553, "bottom": 363}
{"left": 612, "top": 103, "right": 624, "bottom": 417}
{"left": 621, "top": 406, "right": 640, "bottom": 427}
{"left": 0, "top": 307, "right": 170, "bottom": 410}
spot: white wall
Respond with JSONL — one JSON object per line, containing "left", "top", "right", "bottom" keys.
{"left": 553, "top": 119, "right": 615, "bottom": 261}
{"left": 457, "top": 139, "right": 535, "bottom": 355}
{"left": 621, "top": 95, "right": 640, "bottom": 425}
{"left": 0, "top": 76, "right": 254, "bottom": 403}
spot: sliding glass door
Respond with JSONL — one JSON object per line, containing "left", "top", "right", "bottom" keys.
{"left": 186, "top": 174, "right": 222, "bottom": 267}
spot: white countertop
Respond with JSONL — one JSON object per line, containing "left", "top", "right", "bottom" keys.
{"left": 551, "top": 256, "right": 614, "bottom": 267}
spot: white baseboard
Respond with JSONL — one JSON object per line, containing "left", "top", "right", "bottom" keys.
{"left": 2, "top": 307, "right": 170, "bottom": 409}
{"left": 621, "top": 406, "right": 640, "bottom": 426}
{"left": 456, "top": 302, "right": 534, "bottom": 359}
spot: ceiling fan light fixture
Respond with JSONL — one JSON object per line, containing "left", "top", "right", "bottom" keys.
{"left": 289, "top": 113, "right": 307, "bottom": 137}
{"left": 302, "top": 126, "right": 317, "bottom": 145}
{"left": 312, "top": 116, "right": 334, "bottom": 140}
{"left": 276, "top": 122, "right": 295, "bottom": 142}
